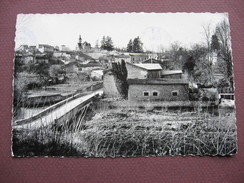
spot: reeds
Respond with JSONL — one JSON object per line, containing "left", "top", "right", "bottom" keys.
{"left": 12, "top": 98, "right": 237, "bottom": 157}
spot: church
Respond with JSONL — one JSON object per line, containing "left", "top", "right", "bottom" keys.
{"left": 77, "top": 35, "right": 91, "bottom": 51}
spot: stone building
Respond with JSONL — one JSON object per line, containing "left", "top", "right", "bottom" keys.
{"left": 126, "top": 63, "right": 162, "bottom": 79}
{"left": 114, "top": 54, "right": 131, "bottom": 63}
{"left": 38, "top": 44, "right": 54, "bottom": 53}
{"left": 129, "top": 53, "right": 148, "bottom": 63}
{"left": 161, "top": 70, "right": 183, "bottom": 79}
{"left": 91, "top": 69, "right": 103, "bottom": 80}
{"left": 127, "top": 78, "right": 189, "bottom": 101}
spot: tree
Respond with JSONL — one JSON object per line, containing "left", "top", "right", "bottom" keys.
{"left": 132, "top": 37, "right": 143, "bottom": 53}
{"left": 203, "top": 24, "right": 212, "bottom": 54}
{"left": 183, "top": 44, "right": 213, "bottom": 85}
{"left": 215, "top": 20, "right": 233, "bottom": 90}
{"left": 100, "top": 36, "right": 114, "bottom": 51}
{"left": 101, "top": 36, "right": 106, "bottom": 50}
{"left": 211, "top": 34, "right": 220, "bottom": 52}
{"left": 127, "top": 39, "right": 133, "bottom": 52}
{"left": 95, "top": 39, "right": 99, "bottom": 49}
{"left": 164, "top": 42, "right": 185, "bottom": 70}
{"left": 49, "top": 65, "right": 65, "bottom": 78}
{"left": 111, "top": 60, "right": 128, "bottom": 99}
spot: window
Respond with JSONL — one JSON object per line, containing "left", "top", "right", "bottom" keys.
{"left": 172, "top": 90, "right": 179, "bottom": 96}
{"left": 152, "top": 91, "right": 158, "bottom": 96}
{"left": 143, "top": 91, "right": 149, "bottom": 96}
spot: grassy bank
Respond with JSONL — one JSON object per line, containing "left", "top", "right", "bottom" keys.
{"left": 12, "top": 98, "right": 237, "bottom": 157}
{"left": 73, "top": 107, "right": 236, "bottom": 157}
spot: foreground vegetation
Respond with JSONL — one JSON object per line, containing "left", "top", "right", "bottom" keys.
{"left": 12, "top": 99, "right": 237, "bottom": 157}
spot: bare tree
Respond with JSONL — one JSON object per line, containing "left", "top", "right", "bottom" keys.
{"left": 202, "top": 23, "right": 214, "bottom": 82}
{"left": 203, "top": 24, "right": 212, "bottom": 53}
{"left": 215, "top": 20, "right": 233, "bottom": 90}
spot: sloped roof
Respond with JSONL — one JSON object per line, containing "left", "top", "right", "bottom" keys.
{"left": 91, "top": 69, "right": 103, "bottom": 75}
{"left": 161, "top": 70, "right": 183, "bottom": 75}
{"left": 134, "top": 63, "right": 162, "bottom": 70}
{"left": 128, "top": 78, "right": 188, "bottom": 85}
{"left": 142, "top": 58, "right": 162, "bottom": 63}
{"left": 129, "top": 53, "right": 147, "bottom": 56}
{"left": 115, "top": 54, "right": 130, "bottom": 58}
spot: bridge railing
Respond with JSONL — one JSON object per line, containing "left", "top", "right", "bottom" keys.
{"left": 13, "top": 92, "right": 89, "bottom": 126}
{"left": 13, "top": 82, "right": 103, "bottom": 126}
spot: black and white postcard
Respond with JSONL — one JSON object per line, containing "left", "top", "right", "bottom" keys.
{"left": 12, "top": 13, "right": 237, "bottom": 157}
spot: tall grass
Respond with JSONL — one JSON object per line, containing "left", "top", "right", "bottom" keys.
{"left": 77, "top": 99, "right": 237, "bottom": 157}
{"left": 12, "top": 98, "right": 237, "bottom": 157}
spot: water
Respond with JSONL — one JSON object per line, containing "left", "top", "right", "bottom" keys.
{"left": 15, "top": 106, "right": 50, "bottom": 120}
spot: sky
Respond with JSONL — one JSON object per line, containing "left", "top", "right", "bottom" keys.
{"left": 15, "top": 13, "right": 229, "bottom": 51}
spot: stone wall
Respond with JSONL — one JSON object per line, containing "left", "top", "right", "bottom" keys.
{"left": 161, "top": 73, "right": 182, "bottom": 79}
{"left": 103, "top": 71, "right": 121, "bottom": 98}
{"left": 128, "top": 83, "right": 189, "bottom": 101}
{"left": 126, "top": 63, "right": 147, "bottom": 79}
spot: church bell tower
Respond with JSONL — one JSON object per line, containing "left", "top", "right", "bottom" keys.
{"left": 78, "top": 35, "right": 82, "bottom": 50}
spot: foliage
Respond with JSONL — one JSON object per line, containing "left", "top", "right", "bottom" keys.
{"left": 12, "top": 128, "right": 84, "bottom": 157}
{"left": 111, "top": 60, "right": 128, "bottom": 99}
{"left": 182, "top": 44, "right": 213, "bottom": 85}
{"left": 126, "top": 37, "right": 144, "bottom": 53}
{"left": 164, "top": 42, "right": 185, "bottom": 70}
{"left": 80, "top": 105, "right": 236, "bottom": 157}
{"left": 215, "top": 20, "right": 233, "bottom": 90}
{"left": 126, "top": 39, "right": 133, "bottom": 52}
{"left": 49, "top": 65, "right": 65, "bottom": 77}
{"left": 132, "top": 36, "right": 143, "bottom": 53}
{"left": 100, "top": 36, "right": 114, "bottom": 51}
{"left": 211, "top": 34, "right": 220, "bottom": 51}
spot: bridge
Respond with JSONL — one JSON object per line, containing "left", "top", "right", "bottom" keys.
{"left": 13, "top": 89, "right": 103, "bottom": 131}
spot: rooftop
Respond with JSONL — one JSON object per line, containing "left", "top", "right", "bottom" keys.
{"left": 161, "top": 70, "right": 183, "bottom": 75}
{"left": 115, "top": 54, "right": 130, "bottom": 58}
{"left": 128, "top": 78, "right": 188, "bottom": 85}
{"left": 134, "top": 63, "right": 162, "bottom": 70}
{"left": 142, "top": 58, "right": 162, "bottom": 63}
{"left": 129, "top": 53, "right": 148, "bottom": 56}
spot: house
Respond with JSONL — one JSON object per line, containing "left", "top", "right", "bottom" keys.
{"left": 147, "top": 53, "right": 158, "bottom": 59}
{"left": 23, "top": 52, "right": 35, "bottom": 64}
{"left": 114, "top": 54, "right": 131, "bottom": 63}
{"left": 161, "top": 70, "right": 183, "bottom": 79}
{"left": 103, "top": 69, "right": 121, "bottom": 98}
{"left": 78, "top": 61, "right": 103, "bottom": 72}
{"left": 53, "top": 51, "right": 71, "bottom": 58}
{"left": 126, "top": 63, "right": 162, "bottom": 79}
{"left": 61, "top": 45, "right": 70, "bottom": 52}
{"left": 35, "top": 54, "right": 49, "bottom": 64}
{"left": 29, "top": 46, "right": 37, "bottom": 51}
{"left": 38, "top": 44, "right": 54, "bottom": 53}
{"left": 129, "top": 53, "right": 149, "bottom": 63}
{"left": 91, "top": 69, "right": 103, "bottom": 80}
{"left": 54, "top": 46, "right": 60, "bottom": 51}
{"left": 127, "top": 78, "right": 189, "bottom": 101}
{"left": 142, "top": 58, "right": 163, "bottom": 64}
{"left": 75, "top": 52, "right": 96, "bottom": 63}
{"left": 98, "top": 55, "right": 114, "bottom": 68}
{"left": 17, "top": 45, "right": 28, "bottom": 51}
{"left": 14, "top": 51, "right": 24, "bottom": 64}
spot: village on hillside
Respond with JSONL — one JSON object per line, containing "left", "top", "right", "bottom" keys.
{"left": 12, "top": 14, "right": 236, "bottom": 157}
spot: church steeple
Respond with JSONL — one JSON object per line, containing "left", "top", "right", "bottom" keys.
{"left": 78, "top": 35, "right": 82, "bottom": 50}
